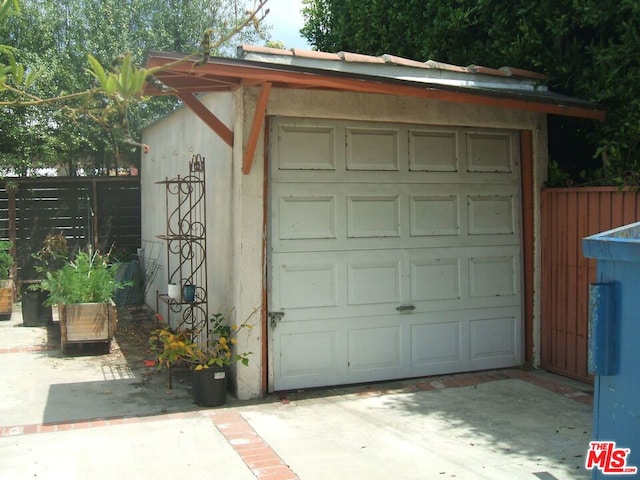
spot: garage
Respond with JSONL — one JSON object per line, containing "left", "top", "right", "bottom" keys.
{"left": 269, "top": 117, "right": 523, "bottom": 390}
{"left": 142, "top": 45, "right": 604, "bottom": 399}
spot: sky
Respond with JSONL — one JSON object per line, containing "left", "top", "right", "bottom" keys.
{"left": 264, "top": 0, "right": 312, "bottom": 49}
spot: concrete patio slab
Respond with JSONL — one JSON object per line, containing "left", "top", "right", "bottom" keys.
{"left": 0, "top": 305, "right": 594, "bottom": 480}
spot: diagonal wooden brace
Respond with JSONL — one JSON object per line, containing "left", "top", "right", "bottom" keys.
{"left": 177, "top": 93, "right": 234, "bottom": 147}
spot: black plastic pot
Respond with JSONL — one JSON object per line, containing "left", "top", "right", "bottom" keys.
{"left": 22, "top": 290, "right": 51, "bottom": 327}
{"left": 191, "top": 366, "right": 227, "bottom": 407}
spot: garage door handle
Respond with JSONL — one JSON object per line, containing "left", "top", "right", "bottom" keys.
{"left": 396, "top": 304, "right": 415, "bottom": 313}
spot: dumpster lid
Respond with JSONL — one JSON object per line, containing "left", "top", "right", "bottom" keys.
{"left": 583, "top": 221, "right": 640, "bottom": 262}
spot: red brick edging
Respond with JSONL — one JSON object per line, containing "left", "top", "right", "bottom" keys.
{"left": 210, "top": 412, "right": 299, "bottom": 480}
{"left": 349, "top": 369, "right": 593, "bottom": 407}
{"left": 0, "top": 410, "right": 299, "bottom": 480}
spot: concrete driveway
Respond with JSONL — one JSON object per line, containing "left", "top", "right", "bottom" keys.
{"left": 0, "top": 305, "right": 594, "bottom": 480}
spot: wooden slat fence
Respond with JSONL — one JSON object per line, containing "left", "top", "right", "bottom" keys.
{"left": 1, "top": 177, "right": 141, "bottom": 286}
{"left": 541, "top": 187, "right": 640, "bottom": 382}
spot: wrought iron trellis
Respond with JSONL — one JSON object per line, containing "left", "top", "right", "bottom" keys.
{"left": 156, "top": 154, "right": 208, "bottom": 340}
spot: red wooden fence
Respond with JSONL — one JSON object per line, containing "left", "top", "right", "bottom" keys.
{"left": 540, "top": 187, "right": 640, "bottom": 382}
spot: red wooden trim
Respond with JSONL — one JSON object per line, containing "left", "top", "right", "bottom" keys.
{"left": 242, "top": 83, "right": 272, "bottom": 175}
{"left": 261, "top": 117, "right": 270, "bottom": 394}
{"left": 540, "top": 189, "right": 551, "bottom": 369}
{"left": 146, "top": 58, "right": 605, "bottom": 120}
{"left": 520, "top": 130, "right": 534, "bottom": 365}
{"left": 176, "top": 93, "right": 234, "bottom": 147}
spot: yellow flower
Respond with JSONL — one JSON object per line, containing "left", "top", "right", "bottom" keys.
{"left": 231, "top": 324, "right": 238, "bottom": 330}
{"left": 219, "top": 337, "right": 227, "bottom": 345}
{"left": 231, "top": 338, "right": 237, "bottom": 345}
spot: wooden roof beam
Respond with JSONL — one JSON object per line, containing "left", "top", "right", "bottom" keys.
{"left": 177, "top": 93, "right": 234, "bottom": 147}
{"left": 243, "top": 82, "right": 272, "bottom": 174}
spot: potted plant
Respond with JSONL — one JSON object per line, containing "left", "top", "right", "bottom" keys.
{"left": 23, "top": 233, "right": 69, "bottom": 327}
{"left": 150, "top": 312, "right": 253, "bottom": 407}
{"left": 38, "top": 248, "right": 129, "bottom": 353}
{"left": 0, "top": 240, "right": 14, "bottom": 317}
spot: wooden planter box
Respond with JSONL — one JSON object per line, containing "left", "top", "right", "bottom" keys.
{"left": 59, "top": 300, "right": 117, "bottom": 353}
{"left": 0, "top": 279, "right": 14, "bottom": 317}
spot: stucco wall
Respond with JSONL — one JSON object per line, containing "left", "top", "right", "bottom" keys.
{"left": 140, "top": 93, "right": 235, "bottom": 328}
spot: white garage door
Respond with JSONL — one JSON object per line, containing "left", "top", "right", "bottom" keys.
{"left": 268, "top": 117, "right": 523, "bottom": 391}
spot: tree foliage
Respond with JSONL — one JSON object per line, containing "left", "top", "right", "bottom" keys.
{"left": 1, "top": 0, "right": 268, "bottom": 176}
{"left": 301, "top": 0, "right": 640, "bottom": 186}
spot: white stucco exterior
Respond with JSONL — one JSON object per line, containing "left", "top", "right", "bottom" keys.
{"left": 141, "top": 85, "right": 548, "bottom": 400}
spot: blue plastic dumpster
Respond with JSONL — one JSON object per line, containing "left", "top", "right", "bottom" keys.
{"left": 583, "top": 221, "right": 640, "bottom": 478}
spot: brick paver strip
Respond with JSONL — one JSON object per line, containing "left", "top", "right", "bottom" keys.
{"left": 209, "top": 411, "right": 300, "bottom": 480}
{"left": 1, "top": 410, "right": 301, "bottom": 480}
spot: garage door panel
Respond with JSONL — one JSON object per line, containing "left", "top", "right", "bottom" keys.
{"left": 409, "top": 129, "right": 459, "bottom": 172}
{"left": 271, "top": 182, "right": 519, "bottom": 252}
{"left": 411, "top": 321, "right": 462, "bottom": 365}
{"left": 466, "top": 131, "right": 515, "bottom": 173}
{"left": 275, "top": 123, "right": 337, "bottom": 170}
{"left": 347, "top": 261, "right": 400, "bottom": 305}
{"left": 273, "top": 250, "right": 405, "bottom": 320}
{"left": 279, "top": 195, "right": 337, "bottom": 240}
{"left": 274, "top": 309, "right": 521, "bottom": 390}
{"left": 410, "top": 258, "right": 461, "bottom": 301}
{"left": 269, "top": 118, "right": 523, "bottom": 391}
{"left": 277, "top": 262, "right": 338, "bottom": 309}
{"left": 346, "top": 127, "right": 400, "bottom": 171}
{"left": 469, "top": 255, "right": 518, "bottom": 298}
{"left": 273, "top": 248, "right": 520, "bottom": 318}
{"left": 347, "top": 325, "right": 402, "bottom": 371}
{"left": 470, "top": 316, "right": 517, "bottom": 359}
{"left": 468, "top": 195, "right": 516, "bottom": 235}
{"left": 410, "top": 195, "right": 460, "bottom": 236}
{"left": 277, "top": 329, "right": 344, "bottom": 389}
{"left": 347, "top": 195, "right": 400, "bottom": 237}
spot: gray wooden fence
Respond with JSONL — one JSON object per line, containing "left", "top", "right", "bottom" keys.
{"left": 1, "top": 177, "right": 141, "bottom": 287}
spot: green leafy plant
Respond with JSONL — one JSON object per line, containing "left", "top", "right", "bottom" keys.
{"left": 301, "top": 0, "right": 640, "bottom": 187}
{"left": 0, "top": 240, "right": 14, "bottom": 282}
{"left": 1, "top": 0, "right": 270, "bottom": 174}
{"left": 150, "top": 312, "right": 253, "bottom": 371}
{"left": 37, "top": 249, "right": 129, "bottom": 305}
